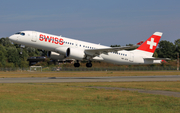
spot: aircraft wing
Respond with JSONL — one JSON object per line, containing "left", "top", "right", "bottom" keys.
{"left": 85, "top": 45, "right": 138, "bottom": 56}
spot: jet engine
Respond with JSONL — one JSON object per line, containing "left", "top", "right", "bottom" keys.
{"left": 47, "top": 51, "right": 65, "bottom": 61}
{"left": 54, "top": 47, "right": 68, "bottom": 55}
{"left": 66, "top": 48, "right": 86, "bottom": 60}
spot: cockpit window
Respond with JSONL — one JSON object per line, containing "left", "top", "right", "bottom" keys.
{"left": 15, "top": 32, "right": 25, "bottom": 36}
{"left": 15, "top": 32, "right": 21, "bottom": 34}
{"left": 20, "top": 33, "right": 25, "bottom": 36}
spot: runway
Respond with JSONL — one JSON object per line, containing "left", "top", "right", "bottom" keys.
{"left": 0, "top": 75, "right": 180, "bottom": 83}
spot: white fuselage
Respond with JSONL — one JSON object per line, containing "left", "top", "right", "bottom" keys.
{"left": 9, "top": 31, "right": 161, "bottom": 65}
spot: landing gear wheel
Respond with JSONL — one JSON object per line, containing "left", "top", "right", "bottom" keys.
{"left": 86, "top": 63, "right": 92, "bottom": 68}
{"left": 74, "top": 63, "right": 80, "bottom": 67}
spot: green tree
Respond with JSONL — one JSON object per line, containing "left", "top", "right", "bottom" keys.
{"left": 0, "top": 37, "right": 47, "bottom": 67}
{"left": 0, "top": 37, "right": 13, "bottom": 47}
{"left": 26, "top": 47, "right": 40, "bottom": 56}
{"left": 17, "top": 48, "right": 29, "bottom": 67}
{"left": 126, "top": 44, "right": 133, "bottom": 46}
{"left": 156, "top": 40, "right": 176, "bottom": 59}
{"left": 174, "top": 39, "right": 180, "bottom": 54}
{"left": 0, "top": 51, "right": 6, "bottom": 67}
{"left": 0, "top": 45, "right": 7, "bottom": 67}
{"left": 6, "top": 46, "right": 19, "bottom": 67}
{"left": 153, "top": 51, "right": 158, "bottom": 58}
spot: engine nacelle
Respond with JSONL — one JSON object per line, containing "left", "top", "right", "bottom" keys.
{"left": 54, "top": 47, "right": 68, "bottom": 55}
{"left": 47, "top": 51, "right": 65, "bottom": 61}
{"left": 66, "top": 48, "right": 86, "bottom": 60}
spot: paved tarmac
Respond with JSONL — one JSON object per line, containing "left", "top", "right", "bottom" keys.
{"left": 0, "top": 75, "right": 180, "bottom": 83}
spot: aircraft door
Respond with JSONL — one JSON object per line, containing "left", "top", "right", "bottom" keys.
{"left": 31, "top": 32, "right": 37, "bottom": 42}
{"left": 130, "top": 52, "right": 134, "bottom": 62}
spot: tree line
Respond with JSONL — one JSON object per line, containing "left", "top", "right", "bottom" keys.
{"left": 0, "top": 37, "right": 179, "bottom": 68}
{"left": 0, "top": 37, "right": 46, "bottom": 68}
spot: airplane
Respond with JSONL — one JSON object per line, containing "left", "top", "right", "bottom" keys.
{"left": 9, "top": 31, "right": 169, "bottom": 67}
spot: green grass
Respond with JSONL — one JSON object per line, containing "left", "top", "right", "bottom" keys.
{"left": 68, "top": 81, "right": 180, "bottom": 92}
{"left": 0, "top": 83, "right": 180, "bottom": 113}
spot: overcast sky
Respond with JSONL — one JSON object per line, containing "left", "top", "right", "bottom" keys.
{"left": 0, "top": 0, "right": 180, "bottom": 46}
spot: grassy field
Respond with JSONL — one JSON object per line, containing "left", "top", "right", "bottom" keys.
{"left": 0, "top": 71, "right": 179, "bottom": 78}
{"left": 0, "top": 71, "right": 180, "bottom": 112}
{"left": 0, "top": 82, "right": 180, "bottom": 113}
{"left": 68, "top": 81, "right": 180, "bottom": 92}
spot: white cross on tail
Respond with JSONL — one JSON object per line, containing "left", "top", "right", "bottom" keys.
{"left": 147, "top": 38, "right": 156, "bottom": 49}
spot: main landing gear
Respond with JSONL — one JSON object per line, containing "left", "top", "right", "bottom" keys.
{"left": 86, "top": 61, "right": 92, "bottom": 68}
{"left": 74, "top": 60, "right": 80, "bottom": 67}
{"left": 74, "top": 60, "right": 92, "bottom": 68}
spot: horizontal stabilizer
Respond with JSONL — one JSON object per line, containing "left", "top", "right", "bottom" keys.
{"left": 144, "top": 58, "right": 170, "bottom": 60}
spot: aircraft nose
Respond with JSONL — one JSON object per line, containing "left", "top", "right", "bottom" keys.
{"left": 9, "top": 35, "right": 13, "bottom": 40}
{"left": 9, "top": 35, "right": 12, "bottom": 39}
{"left": 9, "top": 35, "right": 16, "bottom": 41}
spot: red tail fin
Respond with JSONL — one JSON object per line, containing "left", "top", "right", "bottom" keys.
{"left": 137, "top": 32, "right": 162, "bottom": 53}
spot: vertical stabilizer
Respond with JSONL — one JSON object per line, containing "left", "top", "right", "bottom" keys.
{"left": 136, "top": 32, "right": 162, "bottom": 57}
